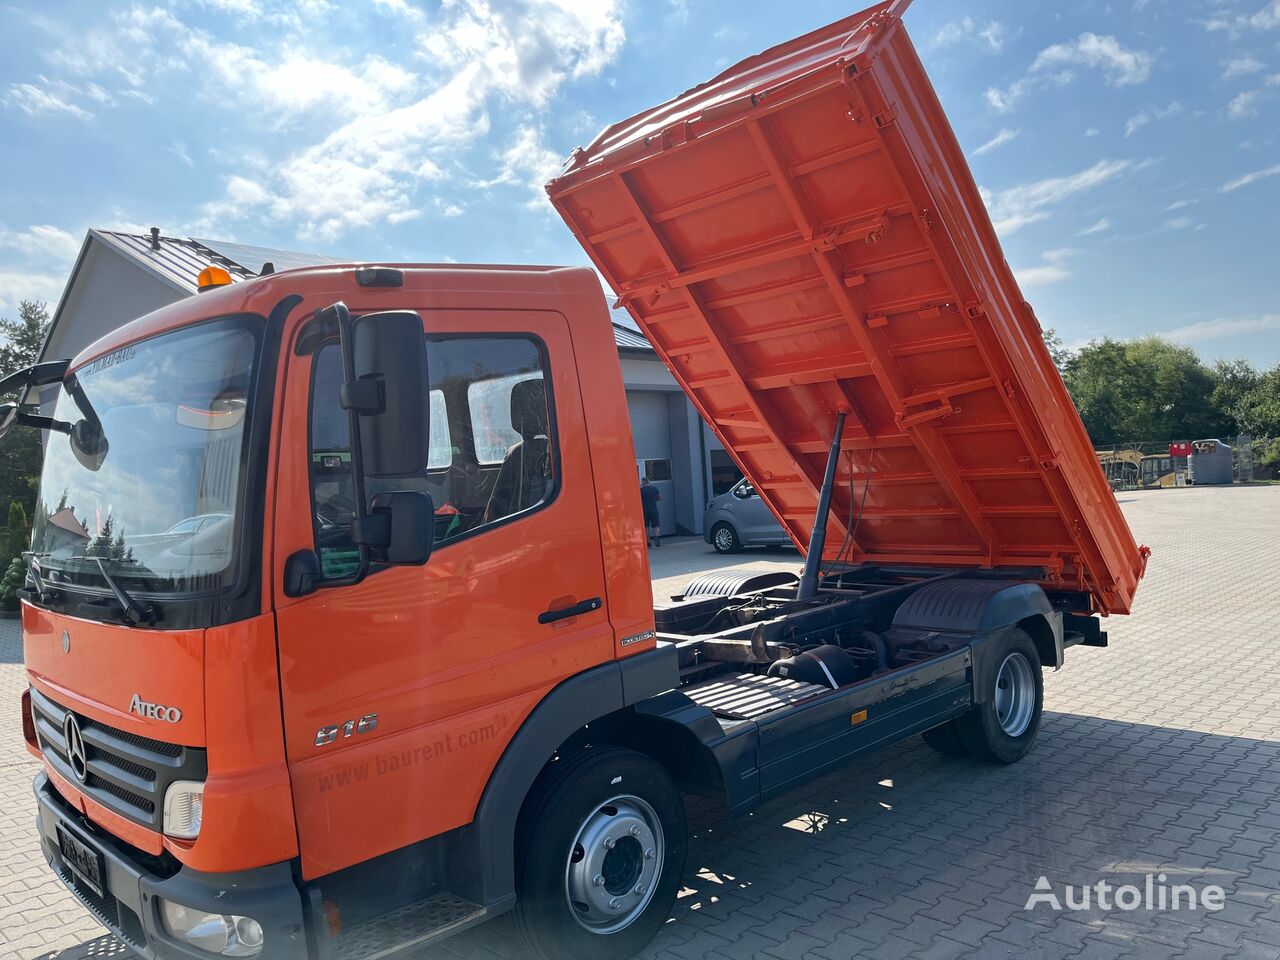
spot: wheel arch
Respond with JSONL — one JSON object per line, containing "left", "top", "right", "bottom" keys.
{"left": 468, "top": 645, "right": 682, "bottom": 910}
{"left": 892, "top": 578, "right": 1064, "bottom": 703}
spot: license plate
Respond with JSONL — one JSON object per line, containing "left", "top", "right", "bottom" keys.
{"left": 57, "top": 825, "right": 106, "bottom": 898}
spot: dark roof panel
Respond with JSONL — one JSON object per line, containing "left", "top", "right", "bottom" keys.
{"left": 192, "top": 238, "right": 352, "bottom": 275}
{"left": 95, "top": 232, "right": 256, "bottom": 294}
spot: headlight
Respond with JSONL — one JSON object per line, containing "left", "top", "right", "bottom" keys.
{"left": 161, "top": 901, "right": 264, "bottom": 957}
{"left": 163, "top": 781, "right": 204, "bottom": 839}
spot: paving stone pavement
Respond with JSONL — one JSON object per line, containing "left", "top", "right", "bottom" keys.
{"left": 2, "top": 486, "right": 1279, "bottom": 960}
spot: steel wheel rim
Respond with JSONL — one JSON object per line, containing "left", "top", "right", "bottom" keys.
{"left": 714, "top": 527, "right": 734, "bottom": 551}
{"left": 993, "top": 651, "right": 1035, "bottom": 737}
{"left": 564, "top": 795, "right": 663, "bottom": 934}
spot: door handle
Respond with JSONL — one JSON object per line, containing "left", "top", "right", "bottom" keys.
{"left": 538, "top": 597, "right": 602, "bottom": 624}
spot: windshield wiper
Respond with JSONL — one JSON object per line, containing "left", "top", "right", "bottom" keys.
{"left": 69, "top": 556, "right": 158, "bottom": 626}
{"left": 27, "top": 557, "right": 48, "bottom": 601}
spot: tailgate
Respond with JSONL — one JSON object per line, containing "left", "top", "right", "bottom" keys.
{"left": 547, "top": 3, "right": 1146, "bottom": 615}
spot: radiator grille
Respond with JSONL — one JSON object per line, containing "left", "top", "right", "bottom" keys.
{"left": 30, "top": 686, "right": 205, "bottom": 830}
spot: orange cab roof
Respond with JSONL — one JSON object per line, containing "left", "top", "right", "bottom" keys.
{"left": 548, "top": 3, "right": 1146, "bottom": 614}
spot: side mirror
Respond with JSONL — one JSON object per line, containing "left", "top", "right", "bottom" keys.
{"left": 353, "top": 491, "right": 435, "bottom": 566}
{"left": 69, "top": 418, "right": 109, "bottom": 471}
{"left": 0, "top": 403, "right": 16, "bottom": 441}
{"left": 343, "top": 311, "right": 429, "bottom": 477}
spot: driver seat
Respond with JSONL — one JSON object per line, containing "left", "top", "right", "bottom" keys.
{"left": 485, "top": 379, "right": 551, "bottom": 522}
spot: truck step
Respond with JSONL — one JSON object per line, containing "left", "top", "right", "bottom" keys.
{"left": 331, "top": 892, "right": 486, "bottom": 960}
{"left": 685, "top": 673, "right": 828, "bottom": 721}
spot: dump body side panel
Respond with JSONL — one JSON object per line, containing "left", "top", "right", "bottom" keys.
{"left": 548, "top": 6, "right": 1145, "bottom": 614}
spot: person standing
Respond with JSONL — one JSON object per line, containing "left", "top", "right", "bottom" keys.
{"left": 640, "top": 477, "right": 662, "bottom": 548}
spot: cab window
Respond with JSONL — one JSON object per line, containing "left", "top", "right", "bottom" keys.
{"left": 308, "top": 335, "right": 555, "bottom": 577}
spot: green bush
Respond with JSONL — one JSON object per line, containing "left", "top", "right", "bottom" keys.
{"left": 0, "top": 555, "right": 26, "bottom": 612}
{"left": 4, "top": 500, "right": 28, "bottom": 562}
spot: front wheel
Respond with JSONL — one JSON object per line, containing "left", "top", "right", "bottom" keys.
{"left": 955, "top": 629, "right": 1044, "bottom": 764}
{"left": 514, "top": 747, "right": 687, "bottom": 960}
{"left": 710, "top": 523, "right": 741, "bottom": 554}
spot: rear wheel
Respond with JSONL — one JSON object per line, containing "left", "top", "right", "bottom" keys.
{"left": 711, "top": 523, "right": 741, "bottom": 554}
{"left": 955, "top": 629, "right": 1043, "bottom": 764}
{"left": 514, "top": 747, "right": 687, "bottom": 960}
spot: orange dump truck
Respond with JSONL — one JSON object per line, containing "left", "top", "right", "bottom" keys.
{"left": 5, "top": 5, "right": 1145, "bottom": 960}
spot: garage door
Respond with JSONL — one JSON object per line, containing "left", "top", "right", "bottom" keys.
{"left": 626, "top": 391, "right": 676, "bottom": 535}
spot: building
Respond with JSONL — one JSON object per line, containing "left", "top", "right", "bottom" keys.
{"left": 40, "top": 230, "right": 745, "bottom": 537}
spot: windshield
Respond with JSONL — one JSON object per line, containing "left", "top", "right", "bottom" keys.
{"left": 30, "top": 318, "right": 262, "bottom": 596}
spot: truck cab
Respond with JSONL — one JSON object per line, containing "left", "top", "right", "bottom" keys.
{"left": 15, "top": 262, "right": 684, "bottom": 958}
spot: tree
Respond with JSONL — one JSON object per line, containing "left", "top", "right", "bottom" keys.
{"left": 4, "top": 501, "right": 28, "bottom": 564}
{"left": 0, "top": 299, "right": 52, "bottom": 533}
{"left": 1062, "top": 338, "right": 1152, "bottom": 443}
{"left": 1062, "top": 336, "right": 1232, "bottom": 444}
{"left": 1041, "top": 327, "right": 1073, "bottom": 372}
{"left": 0, "top": 299, "right": 51, "bottom": 375}
{"left": 0, "top": 556, "right": 25, "bottom": 612}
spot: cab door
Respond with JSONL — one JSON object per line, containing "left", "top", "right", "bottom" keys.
{"left": 271, "top": 307, "right": 612, "bottom": 879}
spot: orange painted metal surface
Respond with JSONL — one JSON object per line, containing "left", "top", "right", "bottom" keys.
{"left": 548, "top": 4, "right": 1146, "bottom": 615}
{"left": 30, "top": 263, "right": 652, "bottom": 878}
{"left": 267, "top": 273, "right": 636, "bottom": 878}
{"left": 24, "top": 605, "right": 298, "bottom": 868}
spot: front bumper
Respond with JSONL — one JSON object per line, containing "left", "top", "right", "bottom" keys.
{"left": 34, "top": 773, "right": 314, "bottom": 960}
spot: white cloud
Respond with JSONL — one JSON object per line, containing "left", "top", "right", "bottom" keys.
{"left": 1163, "top": 215, "right": 1197, "bottom": 231}
{"left": 1077, "top": 218, "right": 1111, "bottom": 236}
{"left": 370, "top": 0, "right": 425, "bottom": 22}
{"left": 0, "top": 224, "right": 82, "bottom": 265}
{"left": 973, "top": 128, "right": 1018, "bottom": 156}
{"left": 1014, "top": 249, "right": 1077, "bottom": 288}
{"left": 28, "top": 0, "right": 626, "bottom": 242}
{"left": 195, "top": 0, "right": 262, "bottom": 15}
{"left": 986, "top": 33, "right": 1151, "bottom": 113}
{"left": 1202, "top": 0, "right": 1280, "bottom": 37}
{"left": 1224, "top": 55, "right": 1266, "bottom": 78}
{"left": 0, "top": 269, "right": 67, "bottom": 317}
{"left": 1124, "top": 101, "right": 1183, "bottom": 137}
{"left": 1228, "top": 89, "right": 1262, "bottom": 117}
{"left": 1163, "top": 313, "right": 1280, "bottom": 343}
{"left": 3, "top": 78, "right": 93, "bottom": 120}
{"left": 932, "top": 17, "right": 1006, "bottom": 53}
{"left": 1166, "top": 198, "right": 1198, "bottom": 211}
{"left": 1032, "top": 33, "right": 1153, "bottom": 85}
{"left": 0, "top": 225, "right": 81, "bottom": 316}
{"left": 474, "top": 125, "right": 565, "bottom": 209}
{"left": 1085, "top": 127, "right": 1100, "bottom": 137}
{"left": 420, "top": 0, "right": 625, "bottom": 109}
{"left": 1254, "top": 0, "right": 1280, "bottom": 29}
{"left": 1225, "top": 72, "right": 1280, "bottom": 119}
{"left": 979, "top": 22, "right": 1007, "bottom": 53}
{"left": 168, "top": 140, "right": 194, "bottom": 169}
{"left": 1221, "top": 162, "right": 1280, "bottom": 191}
{"left": 980, "top": 159, "right": 1134, "bottom": 236}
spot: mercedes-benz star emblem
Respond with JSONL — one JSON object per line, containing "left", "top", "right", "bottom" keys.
{"left": 63, "top": 713, "right": 88, "bottom": 782}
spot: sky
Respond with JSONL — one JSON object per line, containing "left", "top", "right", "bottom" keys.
{"left": 1, "top": 0, "right": 1278, "bottom": 365}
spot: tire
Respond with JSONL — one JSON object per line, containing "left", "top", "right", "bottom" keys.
{"left": 513, "top": 747, "right": 687, "bottom": 960}
{"left": 710, "top": 523, "right": 741, "bottom": 554}
{"left": 921, "top": 720, "right": 968, "bottom": 756}
{"left": 954, "top": 629, "right": 1044, "bottom": 764}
